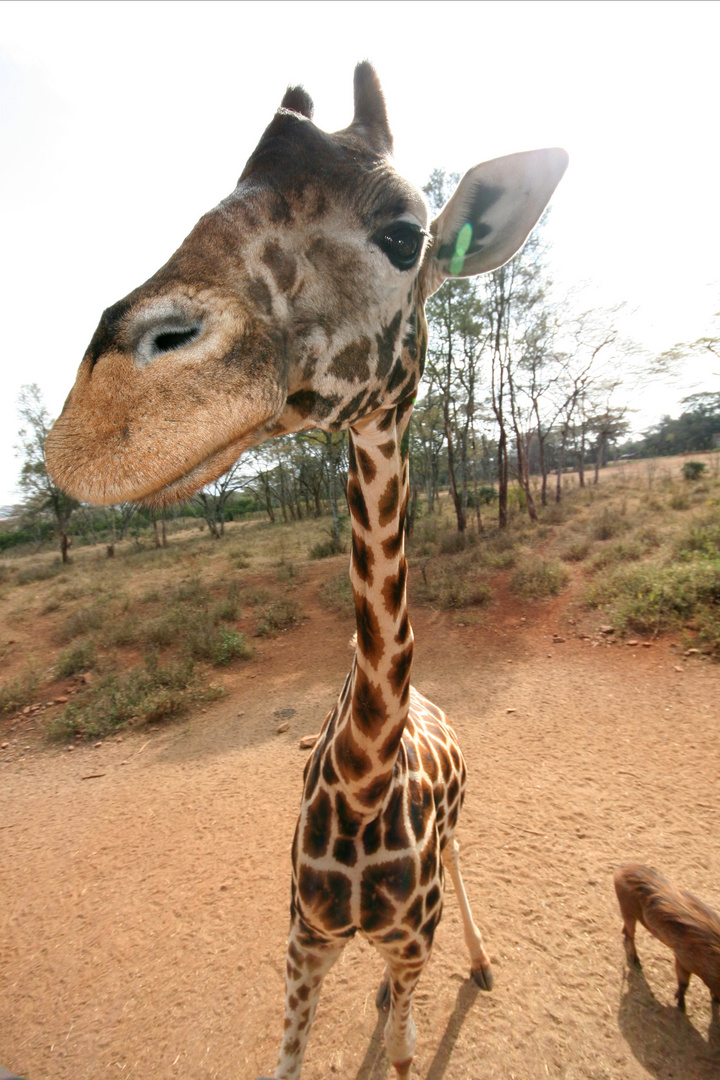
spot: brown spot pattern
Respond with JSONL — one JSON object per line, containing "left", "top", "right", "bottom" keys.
{"left": 378, "top": 476, "right": 399, "bottom": 525}
{"left": 262, "top": 239, "right": 297, "bottom": 291}
{"left": 328, "top": 338, "right": 371, "bottom": 382}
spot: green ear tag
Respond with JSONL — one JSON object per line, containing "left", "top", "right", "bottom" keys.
{"left": 449, "top": 222, "right": 473, "bottom": 276}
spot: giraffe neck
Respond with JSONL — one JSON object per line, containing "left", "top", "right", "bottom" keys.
{"left": 332, "top": 404, "right": 414, "bottom": 810}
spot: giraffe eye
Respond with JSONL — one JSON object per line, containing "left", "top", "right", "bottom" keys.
{"left": 374, "top": 223, "right": 424, "bottom": 270}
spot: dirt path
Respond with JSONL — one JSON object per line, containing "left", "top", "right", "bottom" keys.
{"left": 2, "top": 569, "right": 719, "bottom": 1080}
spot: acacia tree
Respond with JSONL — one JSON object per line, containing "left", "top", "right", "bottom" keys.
{"left": 423, "top": 169, "right": 486, "bottom": 533}
{"left": 483, "top": 223, "right": 557, "bottom": 526}
{"left": 16, "top": 384, "right": 78, "bottom": 562}
{"left": 193, "top": 459, "right": 245, "bottom": 537}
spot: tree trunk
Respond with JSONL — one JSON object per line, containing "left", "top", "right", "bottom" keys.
{"left": 594, "top": 434, "right": 607, "bottom": 484}
{"left": 406, "top": 485, "right": 419, "bottom": 539}
{"left": 498, "top": 429, "right": 508, "bottom": 529}
{"left": 578, "top": 432, "right": 586, "bottom": 488}
{"left": 60, "top": 531, "right": 71, "bottom": 563}
{"left": 445, "top": 419, "right": 466, "bottom": 532}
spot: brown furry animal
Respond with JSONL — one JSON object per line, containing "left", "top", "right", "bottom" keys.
{"left": 614, "top": 863, "right": 720, "bottom": 1010}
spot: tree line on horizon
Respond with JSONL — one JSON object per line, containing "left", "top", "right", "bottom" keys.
{"left": 4, "top": 170, "right": 720, "bottom": 562}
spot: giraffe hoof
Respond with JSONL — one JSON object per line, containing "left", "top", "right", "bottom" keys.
{"left": 376, "top": 978, "right": 391, "bottom": 1012}
{"left": 471, "top": 962, "right": 494, "bottom": 991}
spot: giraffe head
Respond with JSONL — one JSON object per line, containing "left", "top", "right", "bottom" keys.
{"left": 46, "top": 63, "right": 567, "bottom": 506}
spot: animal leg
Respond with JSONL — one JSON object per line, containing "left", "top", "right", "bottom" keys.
{"left": 376, "top": 964, "right": 391, "bottom": 1011}
{"left": 675, "top": 957, "right": 691, "bottom": 1012}
{"left": 376, "top": 948, "right": 427, "bottom": 1080}
{"left": 621, "top": 919, "right": 640, "bottom": 967}
{"left": 442, "top": 838, "right": 493, "bottom": 990}
{"left": 268, "top": 916, "right": 345, "bottom": 1080}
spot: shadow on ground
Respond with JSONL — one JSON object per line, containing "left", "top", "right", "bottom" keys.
{"left": 618, "top": 965, "right": 720, "bottom": 1080}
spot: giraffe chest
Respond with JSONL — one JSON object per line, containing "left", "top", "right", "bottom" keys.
{"left": 291, "top": 692, "right": 466, "bottom": 943}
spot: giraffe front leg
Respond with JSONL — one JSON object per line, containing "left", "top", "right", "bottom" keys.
{"left": 442, "top": 838, "right": 493, "bottom": 990}
{"left": 263, "top": 916, "right": 345, "bottom": 1080}
{"left": 375, "top": 947, "right": 430, "bottom": 1080}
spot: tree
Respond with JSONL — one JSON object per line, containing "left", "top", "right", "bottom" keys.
{"left": 193, "top": 460, "right": 244, "bottom": 538}
{"left": 15, "top": 384, "right": 78, "bottom": 562}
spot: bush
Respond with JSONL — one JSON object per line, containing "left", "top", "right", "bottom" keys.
{"left": 50, "top": 659, "right": 222, "bottom": 739}
{"left": 668, "top": 491, "right": 690, "bottom": 511}
{"left": 255, "top": 598, "right": 303, "bottom": 636}
{"left": 510, "top": 558, "right": 569, "bottom": 599}
{"left": 16, "top": 562, "right": 65, "bottom": 586}
{"left": 418, "top": 553, "right": 493, "bottom": 610}
{"left": 559, "top": 538, "right": 591, "bottom": 562}
{"left": 588, "top": 539, "right": 643, "bottom": 571}
{"left": 682, "top": 461, "right": 707, "bottom": 481}
{"left": 309, "top": 537, "right": 344, "bottom": 559}
{"left": 210, "top": 629, "right": 252, "bottom": 665}
{"left": 585, "top": 559, "right": 720, "bottom": 638}
{"left": 438, "top": 530, "right": 470, "bottom": 555}
{"left": 59, "top": 601, "right": 109, "bottom": 643}
{"left": 319, "top": 572, "right": 354, "bottom": 615}
{"left": 0, "top": 668, "right": 41, "bottom": 714}
{"left": 589, "top": 508, "right": 626, "bottom": 541}
{"left": 675, "top": 518, "right": 720, "bottom": 560}
{"left": 55, "top": 641, "right": 96, "bottom": 677}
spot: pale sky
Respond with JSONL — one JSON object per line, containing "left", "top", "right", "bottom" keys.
{"left": 1, "top": 0, "right": 718, "bottom": 508}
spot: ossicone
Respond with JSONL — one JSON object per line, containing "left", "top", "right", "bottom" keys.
{"left": 351, "top": 61, "right": 393, "bottom": 154}
{"left": 280, "top": 85, "right": 314, "bottom": 119}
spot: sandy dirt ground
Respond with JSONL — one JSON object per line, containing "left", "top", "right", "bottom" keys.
{"left": 1, "top": 564, "right": 719, "bottom": 1080}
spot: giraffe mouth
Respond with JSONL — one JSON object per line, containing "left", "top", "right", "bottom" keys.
{"left": 137, "top": 431, "right": 258, "bottom": 509}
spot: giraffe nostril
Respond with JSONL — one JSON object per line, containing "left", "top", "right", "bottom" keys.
{"left": 150, "top": 324, "right": 201, "bottom": 356}
{"left": 134, "top": 318, "right": 204, "bottom": 368}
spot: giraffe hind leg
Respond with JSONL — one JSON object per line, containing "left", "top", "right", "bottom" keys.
{"left": 443, "top": 838, "right": 493, "bottom": 990}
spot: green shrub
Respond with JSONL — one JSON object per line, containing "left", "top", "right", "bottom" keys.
{"left": 510, "top": 558, "right": 569, "bottom": 599}
{"left": 418, "top": 553, "right": 493, "bottom": 609}
{"left": 255, "top": 598, "right": 303, "bottom": 636}
{"left": 309, "top": 537, "right": 344, "bottom": 559}
{"left": 0, "top": 668, "right": 41, "bottom": 714}
{"left": 104, "top": 615, "right": 142, "bottom": 647}
{"left": 16, "top": 562, "right": 64, "bottom": 586}
{"left": 682, "top": 461, "right": 707, "bottom": 481}
{"left": 636, "top": 524, "right": 662, "bottom": 550}
{"left": 559, "top": 538, "right": 591, "bottom": 562}
{"left": 438, "top": 530, "right": 470, "bottom": 555}
{"left": 585, "top": 559, "right": 720, "bottom": 638}
{"left": 213, "top": 580, "right": 241, "bottom": 621}
{"left": 319, "top": 572, "right": 354, "bottom": 615}
{"left": 676, "top": 519, "right": 720, "bottom": 560}
{"left": 210, "top": 629, "right": 252, "bottom": 665}
{"left": 50, "top": 659, "right": 222, "bottom": 739}
{"left": 59, "top": 601, "right": 109, "bottom": 643}
{"left": 56, "top": 641, "right": 96, "bottom": 677}
{"left": 229, "top": 551, "right": 251, "bottom": 569}
{"left": 588, "top": 539, "right": 643, "bottom": 570}
{"left": 589, "top": 508, "right": 626, "bottom": 541}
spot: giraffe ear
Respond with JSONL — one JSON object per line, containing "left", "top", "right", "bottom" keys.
{"left": 280, "top": 85, "right": 314, "bottom": 119}
{"left": 420, "top": 148, "right": 568, "bottom": 297}
{"left": 351, "top": 61, "right": 393, "bottom": 154}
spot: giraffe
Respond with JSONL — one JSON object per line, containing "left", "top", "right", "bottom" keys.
{"left": 46, "top": 63, "right": 567, "bottom": 1079}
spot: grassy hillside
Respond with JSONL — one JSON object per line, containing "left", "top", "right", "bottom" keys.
{"left": 1, "top": 451, "right": 718, "bottom": 742}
